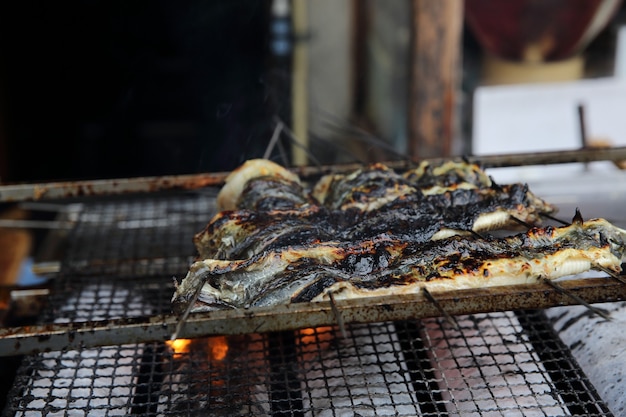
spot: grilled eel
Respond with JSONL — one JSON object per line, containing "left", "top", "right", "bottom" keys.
{"left": 236, "top": 175, "right": 312, "bottom": 211}
{"left": 193, "top": 205, "right": 335, "bottom": 260}
{"left": 217, "top": 159, "right": 303, "bottom": 211}
{"left": 195, "top": 179, "right": 556, "bottom": 260}
{"left": 403, "top": 159, "right": 492, "bottom": 193}
{"left": 348, "top": 182, "right": 555, "bottom": 241}
{"left": 199, "top": 160, "right": 555, "bottom": 259}
{"left": 217, "top": 159, "right": 554, "bottom": 226}
{"left": 312, "top": 160, "right": 493, "bottom": 207}
{"left": 312, "top": 163, "right": 417, "bottom": 211}
{"left": 311, "top": 162, "right": 555, "bottom": 221}
{"left": 172, "top": 216, "right": 626, "bottom": 312}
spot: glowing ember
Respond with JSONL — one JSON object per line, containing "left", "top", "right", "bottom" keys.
{"left": 298, "top": 326, "right": 334, "bottom": 345}
{"left": 207, "top": 336, "right": 229, "bottom": 361}
{"left": 165, "top": 338, "right": 191, "bottom": 356}
{"left": 165, "top": 336, "right": 229, "bottom": 361}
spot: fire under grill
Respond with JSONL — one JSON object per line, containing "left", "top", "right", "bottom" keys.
{"left": 2, "top": 149, "right": 626, "bottom": 416}
{"left": 29, "top": 316, "right": 614, "bottom": 417}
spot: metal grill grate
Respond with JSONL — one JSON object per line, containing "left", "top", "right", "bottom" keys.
{"left": 2, "top": 192, "right": 615, "bottom": 416}
{"left": 60, "top": 193, "right": 217, "bottom": 279}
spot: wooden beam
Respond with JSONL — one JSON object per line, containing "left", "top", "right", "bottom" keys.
{"left": 291, "top": 0, "right": 309, "bottom": 166}
{"left": 408, "top": 0, "right": 463, "bottom": 159}
{"left": 351, "top": 0, "right": 369, "bottom": 116}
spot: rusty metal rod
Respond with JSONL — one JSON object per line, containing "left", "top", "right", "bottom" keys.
{"left": 2, "top": 147, "right": 626, "bottom": 203}
{"left": 1, "top": 277, "right": 624, "bottom": 357}
{"left": 296, "top": 146, "right": 626, "bottom": 176}
{"left": 0, "top": 219, "right": 74, "bottom": 229}
{"left": 0, "top": 172, "right": 226, "bottom": 203}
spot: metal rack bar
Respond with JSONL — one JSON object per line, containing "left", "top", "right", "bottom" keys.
{"left": 1, "top": 146, "right": 626, "bottom": 202}
{"left": 0, "top": 171, "right": 227, "bottom": 202}
{"left": 1, "top": 277, "right": 624, "bottom": 357}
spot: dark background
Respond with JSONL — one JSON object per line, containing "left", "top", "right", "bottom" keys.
{"left": 0, "top": 1, "right": 281, "bottom": 182}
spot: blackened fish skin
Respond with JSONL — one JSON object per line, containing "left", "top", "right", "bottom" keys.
{"left": 403, "top": 160, "right": 492, "bottom": 189}
{"left": 317, "top": 162, "right": 554, "bottom": 237}
{"left": 237, "top": 176, "right": 310, "bottom": 211}
{"left": 200, "top": 160, "right": 556, "bottom": 259}
{"left": 217, "top": 159, "right": 302, "bottom": 211}
{"left": 194, "top": 205, "right": 334, "bottom": 260}
{"left": 341, "top": 183, "right": 550, "bottom": 241}
{"left": 172, "top": 219, "right": 626, "bottom": 311}
{"left": 174, "top": 159, "right": 565, "bottom": 313}
{"left": 199, "top": 181, "right": 555, "bottom": 259}
{"left": 322, "top": 163, "right": 417, "bottom": 211}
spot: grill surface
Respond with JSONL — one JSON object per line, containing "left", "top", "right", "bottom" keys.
{"left": 1, "top": 190, "right": 617, "bottom": 416}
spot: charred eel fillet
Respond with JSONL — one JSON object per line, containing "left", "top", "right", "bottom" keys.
{"left": 178, "top": 158, "right": 563, "bottom": 312}
{"left": 172, "top": 217, "right": 626, "bottom": 312}
{"left": 313, "top": 160, "right": 493, "bottom": 208}
{"left": 217, "top": 158, "right": 304, "bottom": 211}
{"left": 236, "top": 176, "right": 312, "bottom": 211}
{"left": 312, "top": 163, "right": 417, "bottom": 211}
{"left": 195, "top": 161, "right": 556, "bottom": 259}
{"left": 403, "top": 159, "right": 492, "bottom": 193}
{"left": 195, "top": 182, "right": 555, "bottom": 260}
{"left": 348, "top": 182, "right": 556, "bottom": 241}
{"left": 196, "top": 179, "right": 557, "bottom": 260}
{"left": 193, "top": 205, "right": 335, "bottom": 260}
{"left": 312, "top": 162, "right": 555, "bottom": 223}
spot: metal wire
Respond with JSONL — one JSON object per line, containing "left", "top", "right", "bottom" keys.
{"left": 2, "top": 192, "right": 615, "bottom": 416}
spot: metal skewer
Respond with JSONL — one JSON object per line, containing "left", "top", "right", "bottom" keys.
{"left": 540, "top": 208, "right": 583, "bottom": 227}
{"left": 470, "top": 230, "right": 486, "bottom": 240}
{"left": 263, "top": 118, "right": 285, "bottom": 161}
{"left": 578, "top": 103, "right": 588, "bottom": 149}
{"left": 328, "top": 291, "right": 348, "bottom": 339}
{"left": 542, "top": 278, "right": 611, "bottom": 321}
{"left": 422, "top": 288, "right": 459, "bottom": 330}
{"left": 539, "top": 213, "right": 570, "bottom": 226}
{"left": 170, "top": 278, "right": 205, "bottom": 340}
{"left": 274, "top": 116, "right": 322, "bottom": 168}
{"left": 510, "top": 215, "right": 533, "bottom": 229}
{"left": 595, "top": 265, "right": 626, "bottom": 285}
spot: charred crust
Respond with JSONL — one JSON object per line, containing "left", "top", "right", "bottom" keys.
{"left": 180, "top": 160, "right": 626, "bottom": 313}
{"left": 291, "top": 274, "right": 337, "bottom": 303}
{"left": 573, "top": 208, "right": 584, "bottom": 225}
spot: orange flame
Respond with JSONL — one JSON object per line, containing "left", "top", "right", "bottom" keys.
{"left": 298, "top": 326, "right": 334, "bottom": 345}
{"left": 165, "top": 338, "right": 192, "bottom": 356}
{"left": 166, "top": 336, "right": 230, "bottom": 361}
{"left": 207, "top": 336, "right": 229, "bottom": 361}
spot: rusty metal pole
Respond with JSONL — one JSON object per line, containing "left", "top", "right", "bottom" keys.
{"left": 408, "top": 0, "right": 463, "bottom": 159}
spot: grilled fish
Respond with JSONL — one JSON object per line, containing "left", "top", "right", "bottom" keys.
{"left": 403, "top": 159, "right": 492, "bottom": 193}
{"left": 196, "top": 181, "right": 556, "bottom": 260}
{"left": 349, "top": 182, "right": 556, "bottom": 241}
{"left": 176, "top": 159, "right": 569, "bottom": 313}
{"left": 236, "top": 176, "right": 311, "bottom": 211}
{"left": 172, "top": 217, "right": 626, "bottom": 312}
{"left": 197, "top": 159, "right": 557, "bottom": 260}
{"left": 217, "top": 159, "right": 302, "bottom": 211}
{"left": 312, "top": 163, "right": 417, "bottom": 211}
{"left": 312, "top": 162, "right": 555, "bottom": 225}
{"left": 193, "top": 205, "right": 334, "bottom": 260}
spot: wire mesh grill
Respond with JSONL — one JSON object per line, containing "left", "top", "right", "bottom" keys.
{"left": 61, "top": 193, "right": 217, "bottom": 280}
{"left": 2, "top": 192, "right": 614, "bottom": 416}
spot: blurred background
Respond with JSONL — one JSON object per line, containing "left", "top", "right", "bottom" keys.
{"left": 0, "top": 0, "right": 625, "bottom": 181}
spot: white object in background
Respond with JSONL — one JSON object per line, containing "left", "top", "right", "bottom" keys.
{"left": 615, "top": 25, "right": 626, "bottom": 79}
{"left": 546, "top": 302, "right": 626, "bottom": 416}
{"left": 473, "top": 78, "right": 626, "bottom": 183}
